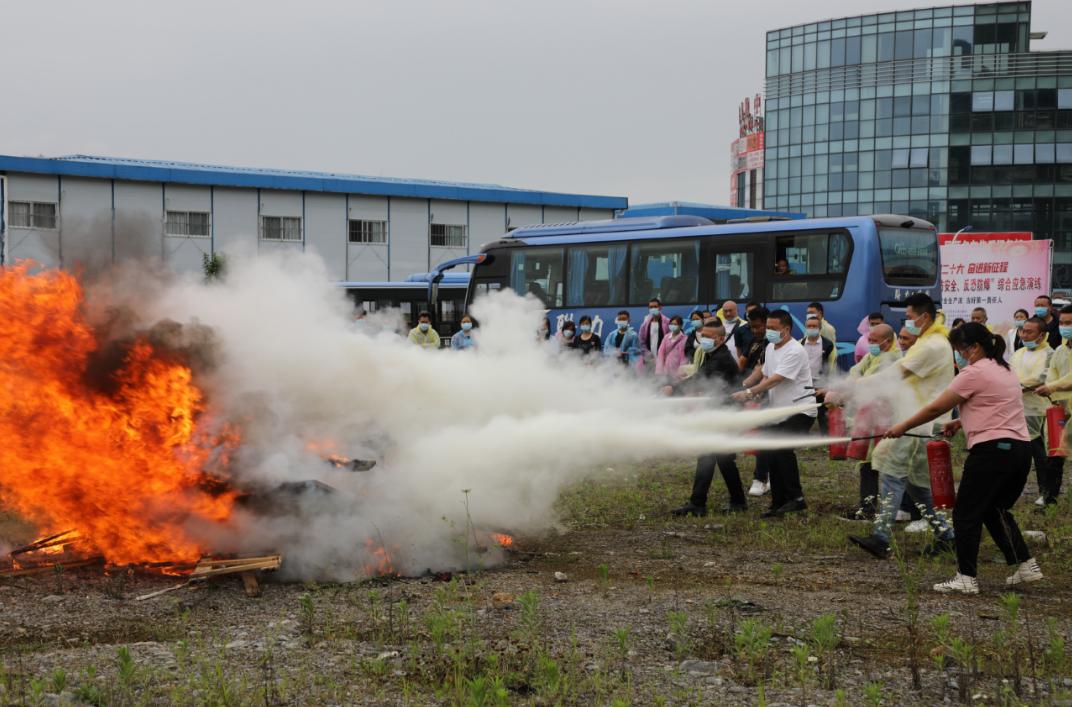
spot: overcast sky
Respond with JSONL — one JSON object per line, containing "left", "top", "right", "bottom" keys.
{"left": 2, "top": 0, "right": 1070, "bottom": 205}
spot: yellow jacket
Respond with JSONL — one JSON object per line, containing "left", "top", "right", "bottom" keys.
{"left": 1046, "top": 340, "right": 1072, "bottom": 405}
{"left": 408, "top": 326, "right": 441, "bottom": 349}
{"left": 849, "top": 347, "right": 902, "bottom": 378}
{"left": 1010, "top": 343, "right": 1053, "bottom": 416}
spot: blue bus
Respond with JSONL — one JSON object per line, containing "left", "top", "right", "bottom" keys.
{"left": 459, "top": 214, "right": 940, "bottom": 367}
{"left": 339, "top": 272, "right": 471, "bottom": 340}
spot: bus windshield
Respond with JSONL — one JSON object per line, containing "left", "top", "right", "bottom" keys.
{"left": 877, "top": 228, "right": 938, "bottom": 285}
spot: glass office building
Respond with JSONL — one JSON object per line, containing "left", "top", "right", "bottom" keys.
{"left": 763, "top": 2, "right": 1072, "bottom": 287}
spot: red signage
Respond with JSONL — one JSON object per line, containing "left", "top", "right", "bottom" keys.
{"left": 938, "top": 231, "right": 1032, "bottom": 245}
{"left": 738, "top": 94, "right": 764, "bottom": 138}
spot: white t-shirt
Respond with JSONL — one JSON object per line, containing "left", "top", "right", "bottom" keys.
{"left": 649, "top": 320, "right": 661, "bottom": 355}
{"left": 762, "top": 338, "right": 818, "bottom": 416}
{"left": 724, "top": 320, "right": 741, "bottom": 359}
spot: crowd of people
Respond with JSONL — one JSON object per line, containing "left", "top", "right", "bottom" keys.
{"left": 396, "top": 292, "right": 1070, "bottom": 596}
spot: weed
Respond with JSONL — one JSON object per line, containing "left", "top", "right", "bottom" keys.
{"left": 791, "top": 643, "right": 810, "bottom": 707}
{"left": 863, "top": 680, "right": 884, "bottom": 706}
{"left": 597, "top": 563, "right": 610, "bottom": 595}
{"left": 48, "top": 668, "right": 67, "bottom": 693}
{"left": 298, "top": 592, "right": 316, "bottom": 641}
{"left": 733, "top": 618, "right": 772, "bottom": 685}
{"left": 667, "top": 609, "right": 691, "bottom": 659}
{"left": 116, "top": 645, "right": 136, "bottom": 688}
{"left": 809, "top": 613, "right": 840, "bottom": 690}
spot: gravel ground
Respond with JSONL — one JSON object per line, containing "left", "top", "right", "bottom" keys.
{"left": 2, "top": 452, "right": 1071, "bottom": 705}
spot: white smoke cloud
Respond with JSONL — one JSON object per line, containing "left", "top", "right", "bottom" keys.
{"left": 106, "top": 251, "right": 817, "bottom": 580}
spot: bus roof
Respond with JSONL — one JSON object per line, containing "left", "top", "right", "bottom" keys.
{"left": 336, "top": 273, "right": 470, "bottom": 289}
{"left": 494, "top": 214, "right": 933, "bottom": 248}
{"left": 618, "top": 202, "right": 805, "bottom": 222}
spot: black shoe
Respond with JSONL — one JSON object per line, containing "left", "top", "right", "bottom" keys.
{"left": 671, "top": 503, "right": 707, "bottom": 518}
{"left": 920, "top": 538, "right": 955, "bottom": 558}
{"left": 721, "top": 503, "right": 748, "bottom": 514}
{"left": 760, "top": 506, "right": 782, "bottom": 519}
{"left": 774, "top": 499, "right": 808, "bottom": 515}
{"left": 849, "top": 534, "right": 891, "bottom": 560}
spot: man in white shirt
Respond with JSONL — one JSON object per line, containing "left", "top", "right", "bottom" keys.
{"left": 734, "top": 309, "right": 817, "bottom": 518}
{"left": 718, "top": 300, "right": 746, "bottom": 361}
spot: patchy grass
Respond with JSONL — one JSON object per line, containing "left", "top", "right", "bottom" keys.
{"left": 1, "top": 448, "right": 1071, "bottom": 705}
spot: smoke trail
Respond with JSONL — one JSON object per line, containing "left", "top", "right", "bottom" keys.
{"left": 90, "top": 251, "right": 820, "bottom": 580}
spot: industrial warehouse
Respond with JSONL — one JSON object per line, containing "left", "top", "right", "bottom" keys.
{"left": 0, "top": 154, "right": 626, "bottom": 279}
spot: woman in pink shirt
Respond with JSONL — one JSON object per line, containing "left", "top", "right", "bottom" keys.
{"left": 886, "top": 322, "right": 1039, "bottom": 595}
{"left": 656, "top": 315, "right": 688, "bottom": 378}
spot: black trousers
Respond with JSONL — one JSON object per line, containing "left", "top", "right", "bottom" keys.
{"left": 1042, "top": 452, "right": 1065, "bottom": 503}
{"left": 757, "top": 413, "right": 814, "bottom": 508}
{"left": 690, "top": 454, "right": 745, "bottom": 508}
{"left": 952, "top": 439, "right": 1033, "bottom": 578}
{"left": 753, "top": 453, "right": 770, "bottom": 483}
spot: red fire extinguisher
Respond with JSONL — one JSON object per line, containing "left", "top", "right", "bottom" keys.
{"left": 828, "top": 406, "right": 848, "bottom": 460}
{"left": 927, "top": 439, "right": 956, "bottom": 510}
{"left": 846, "top": 404, "right": 875, "bottom": 460}
{"left": 1046, "top": 404, "right": 1068, "bottom": 458}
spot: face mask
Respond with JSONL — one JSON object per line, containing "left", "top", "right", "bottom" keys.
{"left": 868, "top": 343, "right": 882, "bottom": 357}
{"left": 1036, "top": 307, "right": 1050, "bottom": 318}
{"left": 649, "top": 307, "right": 660, "bottom": 317}
{"left": 1061, "top": 326, "right": 1072, "bottom": 340}
{"left": 461, "top": 322, "right": 473, "bottom": 331}
{"left": 1023, "top": 339, "right": 1038, "bottom": 350}
{"left": 1014, "top": 319, "right": 1026, "bottom": 329}
{"left": 904, "top": 316, "right": 922, "bottom": 336}
{"left": 563, "top": 329, "right": 575, "bottom": 338}
{"left": 765, "top": 329, "right": 781, "bottom": 344}
{"left": 806, "top": 327, "right": 820, "bottom": 339}
{"left": 419, "top": 322, "right": 430, "bottom": 332}
{"left": 669, "top": 323, "right": 681, "bottom": 333}
{"left": 579, "top": 324, "right": 592, "bottom": 333}
{"left": 953, "top": 351, "right": 968, "bottom": 368}
{"left": 616, "top": 320, "right": 629, "bottom": 330}
{"left": 698, "top": 337, "right": 716, "bottom": 352}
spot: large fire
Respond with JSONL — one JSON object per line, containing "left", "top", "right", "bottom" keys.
{"left": 0, "top": 263, "right": 236, "bottom": 565}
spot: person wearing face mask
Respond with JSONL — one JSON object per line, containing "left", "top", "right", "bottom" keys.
{"left": 1006, "top": 309, "right": 1029, "bottom": 357}
{"left": 806, "top": 301, "right": 837, "bottom": 344}
{"left": 637, "top": 298, "right": 670, "bottom": 375}
{"left": 717, "top": 301, "right": 746, "bottom": 361}
{"left": 830, "top": 324, "right": 902, "bottom": 520}
{"left": 848, "top": 293, "right": 956, "bottom": 561}
{"left": 1008, "top": 317, "right": 1053, "bottom": 507}
{"left": 450, "top": 314, "right": 478, "bottom": 350}
{"left": 732, "top": 310, "right": 817, "bottom": 517}
{"left": 683, "top": 310, "right": 705, "bottom": 361}
{"left": 568, "top": 315, "right": 601, "bottom": 356}
{"left": 1032, "top": 304, "right": 1072, "bottom": 505}
{"left": 558, "top": 320, "right": 577, "bottom": 347}
{"left": 1034, "top": 295, "right": 1062, "bottom": 349}
{"left": 656, "top": 315, "right": 688, "bottom": 378}
{"left": 666, "top": 320, "right": 748, "bottom": 516}
{"left": 603, "top": 310, "right": 639, "bottom": 366}
{"left": 884, "top": 322, "right": 1038, "bottom": 595}
{"left": 801, "top": 313, "right": 836, "bottom": 434}
{"left": 408, "top": 311, "right": 441, "bottom": 349}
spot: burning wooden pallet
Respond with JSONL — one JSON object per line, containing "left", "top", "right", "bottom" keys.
{"left": 135, "top": 555, "right": 282, "bottom": 601}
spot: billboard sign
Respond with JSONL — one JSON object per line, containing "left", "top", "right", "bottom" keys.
{"left": 938, "top": 237, "right": 1052, "bottom": 324}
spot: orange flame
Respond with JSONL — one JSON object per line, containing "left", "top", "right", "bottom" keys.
{"left": 490, "top": 533, "right": 514, "bottom": 549}
{"left": 362, "top": 538, "right": 398, "bottom": 577}
{"left": 0, "top": 263, "right": 236, "bottom": 565}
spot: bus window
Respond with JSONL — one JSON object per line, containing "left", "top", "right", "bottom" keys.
{"left": 511, "top": 248, "right": 564, "bottom": 307}
{"left": 771, "top": 231, "right": 851, "bottom": 301}
{"left": 566, "top": 244, "right": 627, "bottom": 307}
{"left": 713, "top": 250, "right": 755, "bottom": 301}
{"left": 629, "top": 239, "right": 699, "bottom": 305}
{"left": 877, "top": 228, "right": 937, "bottom": 285}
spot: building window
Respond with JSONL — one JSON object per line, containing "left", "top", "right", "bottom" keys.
{"left": 430, "top": 223, "right": 466, "bottom": 248}
{"left": 261, "top": 216, "right": 302, "bottom": 241}
{"left": 348, "top": 219, "right": 387, "bottom": 244}
{"left": 165, "top": 210, "right": 210, "bottom": 238}
{"left": 8, "top": 201, "right": 57, "bottom": 229}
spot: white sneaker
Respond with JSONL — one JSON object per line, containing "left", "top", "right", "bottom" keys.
{"left": 748, "top": 480, "right": 768, "bottom": 497}
{"left": 1034, "top": 495, "right": 1046, "bottom": 507}
{"left": 1006, "top": 558, "right": 1044, "bottom": 586}
{"left": 895, "top": 510, "right": 912, "bottom": 522}
{"left": 933, "top": 573, "right": 980, "bottom": 595}
{"left": 905, "top": 519, "right": 930, "bottom": 533}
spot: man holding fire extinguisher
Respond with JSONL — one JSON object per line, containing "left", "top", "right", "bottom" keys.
{"left": 885, "top": 322, "right": 1042, "bottom": 595}
{"left": 1033, "top": 304, "right": 1072, "bottom": 505}
{"left": 848, "top": 293, "right": 956, "bottom": 560}
{"left": 1008, "top": 317, "right": 1056, "bottom": 507}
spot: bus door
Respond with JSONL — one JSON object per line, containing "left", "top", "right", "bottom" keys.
{"left": 702, "top": 239, "right": 766, "bottom": 312}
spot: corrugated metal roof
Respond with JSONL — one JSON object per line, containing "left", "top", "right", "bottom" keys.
{"left": 0, "top": 154, "right": 628, "bottom": 209}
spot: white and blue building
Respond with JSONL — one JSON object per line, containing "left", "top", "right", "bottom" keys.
{"left": 0, "top": 154, "right": 626, "bottom": 280}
